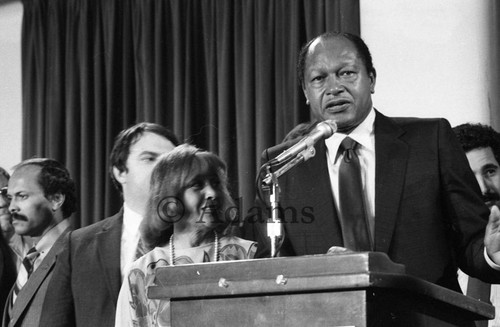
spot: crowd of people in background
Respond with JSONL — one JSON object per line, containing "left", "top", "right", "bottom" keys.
{"left": 1, "top": 32, "right": 500, "bottom": 327}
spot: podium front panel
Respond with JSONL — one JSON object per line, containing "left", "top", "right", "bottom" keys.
{"left": 149, "top": 253, "right": 493, "bottom": 327}
{"left": 170, "top": 291, "right": 367, "bottom": 327}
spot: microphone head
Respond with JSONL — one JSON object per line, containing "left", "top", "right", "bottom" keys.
{"left": 317, "top": 120, "right": 337, "bottom": 138}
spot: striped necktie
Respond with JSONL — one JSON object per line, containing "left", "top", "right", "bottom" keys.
{"left": 13, "top": 246, "right": 40, "bottom": 301}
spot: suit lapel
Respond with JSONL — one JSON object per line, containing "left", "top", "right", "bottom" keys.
{"left": 96, "top": 212, "right": 123, "bottom": 305}
{"left": 3, "top": 288, "right": 14, "bottom": 327}
{"left": 373, "top": 111, "right": 409, "bottom": 253}
{"left": 9, "top": 227, "right": 71, "bottom": 326}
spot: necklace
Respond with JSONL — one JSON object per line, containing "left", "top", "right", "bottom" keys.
{"left": 169, "top": 230, "right": 219, "bottom": 266}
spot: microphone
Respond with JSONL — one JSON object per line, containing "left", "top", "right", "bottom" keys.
{"left": 269, "top": 120, "right": 337, "bottom": 166}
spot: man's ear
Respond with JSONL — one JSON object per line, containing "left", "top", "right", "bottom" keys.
{"left": 113, "top": 166, "right": 126, "bottom": 185}
{"left": 49, "top": 192, "right": 65, "bottom": 211}
{"left": 369, "top": 72, "right": 376, "bottom": 94}
{"left": 302, "top": 86, "right": 310, "bottom": 105}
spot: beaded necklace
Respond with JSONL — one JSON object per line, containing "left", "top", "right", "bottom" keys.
{"left": 169, "top": 231, "right": 219, "bottom": 266}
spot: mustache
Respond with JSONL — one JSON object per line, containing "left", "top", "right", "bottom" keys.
{"left": 482, "top": 192, "right": 500, "bottom": 204}
{"left": 11, "top": 213, "right": 28, "bottom": 221}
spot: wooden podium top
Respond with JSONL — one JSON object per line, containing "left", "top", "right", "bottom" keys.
{"left": 148, "top": 252, "right": 494, "bottom": 321}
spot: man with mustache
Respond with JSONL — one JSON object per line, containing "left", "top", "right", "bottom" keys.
{"left": 1, "top": 158, "right": 76, "bottom": 327}
{"left": 454, "top": 124, "right": 500, "bottom": 210}
{"left": 454, "top": 123, "right": 500, "bottom": 327}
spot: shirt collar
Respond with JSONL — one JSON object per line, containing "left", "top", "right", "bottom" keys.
{"left": 35, "top": 218, "right": 70, "bottom": 254}
{"left": 123, "top": 202, "right": 143, "bottom": 234}
{"left": 325, "top": 108, "right": 376, "bottom": 163}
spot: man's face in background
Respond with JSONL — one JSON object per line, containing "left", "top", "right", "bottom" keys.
{"left": 466, "top": 146, "right": 500, "bottom": 208}
{"left": 0, "top": 174, "right": 12, "bottom": 236}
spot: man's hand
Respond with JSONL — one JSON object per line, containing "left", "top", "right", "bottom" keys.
{"left": 485, "top": 205, "right": 500, "bottom": 264}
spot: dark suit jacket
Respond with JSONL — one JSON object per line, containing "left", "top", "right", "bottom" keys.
{"left": 39, "top": 211, "right": 123, "bottom": 327}
{"left": 2, "top": 227, "right": 70, "bottom": 327}
{"left": 0, "top": 236, "right": 16, "bottom": 325}
{"left": 246, "top": 111, "right": 500, "bottom": 291}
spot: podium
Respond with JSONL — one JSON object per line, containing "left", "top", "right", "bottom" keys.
{"left": 148, "top": 252, "right": 494, "bottom": 326}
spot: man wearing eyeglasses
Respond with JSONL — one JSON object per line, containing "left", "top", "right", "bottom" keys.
{"left": 0, "top": 168, "right": 32, "bottom": 272}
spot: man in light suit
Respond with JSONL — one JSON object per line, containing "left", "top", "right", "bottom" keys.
{"left": 2, "top": 158, "right": 76, "bottom": 327}
{"left": 245, "top": 32, "right": 500, "bottom": 294}
{"left": 454, "top": 123, "right": 500, "bottom": 327}
{"left": 40, "top": 122, "right": 179, "bottom": 327}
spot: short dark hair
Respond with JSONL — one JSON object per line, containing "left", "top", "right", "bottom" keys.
{"left": 14, "top": 158, "right": 77, "bottom": 218}
{"left": 109, "top": 122, "right": 180, "bottom": 193}
{"left": 0, "top": 167, "right": 9, "bottom": 181}
{"left": 140, "top": 144, "right": 235, "bottom": 250}
{"left": 453, "top": 123, "right": 500, "bottom": 165}
{"left": 297, "top": 31, "right": 377, "bottom": 88}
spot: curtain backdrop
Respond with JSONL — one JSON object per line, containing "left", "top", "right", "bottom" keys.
{"left": 21, "top": 0, "right": 360, "bottom": 228}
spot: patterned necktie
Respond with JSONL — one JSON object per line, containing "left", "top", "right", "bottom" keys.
{"left": 338, "top": 137, "right": 372, "bottom": 251}
{"left": 466, "top": 277, "right": 491, "bottom": 327}
{"left": 134, "top": 238, "right": 147, "bottom": 260}
{"left": 13, "top": 246, "right": 40, "bottom": 301}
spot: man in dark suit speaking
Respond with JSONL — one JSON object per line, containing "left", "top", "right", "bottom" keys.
{"left": 245, "top": 31, "right": 500, "bottom": 292}
{"left": 40, "top": 123, "right": 179, "bottom": 327}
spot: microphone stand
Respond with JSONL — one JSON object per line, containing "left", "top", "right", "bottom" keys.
{"left": 262, "top": 146, "right": 317, "bottom": 257}
{"left": 266, "top": 167, "right": 282, "bottom": 258}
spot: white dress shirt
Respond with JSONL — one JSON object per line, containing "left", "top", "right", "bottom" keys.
{"left": 8, "top": 234, "right": 32, "bottom": 272}
{"left": 324, "top": 108, "right": 376, "bottom": 237}
{"left": 458, "top": 270, "right": 500, "bottom": 327}
{"left": 33, "top": 218, "right": 70, "bottom": 270}
{"left": 12, "top": 218, "right": 69, "bottom": 303}
{"left": 120, "top": 203, "right": 144, "bottom": 279}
